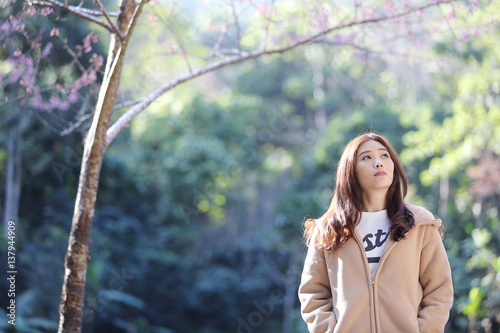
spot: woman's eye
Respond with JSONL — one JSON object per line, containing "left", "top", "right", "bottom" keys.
{"left": 382, "top": 153, "right": 390, "bottom": 158}
{"left": 362, "top": 155, "right": 371, "bottom": 160}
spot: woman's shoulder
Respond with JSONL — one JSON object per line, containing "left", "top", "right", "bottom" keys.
{"left": 404, "top": 202, "right": 440, "bottom": 225}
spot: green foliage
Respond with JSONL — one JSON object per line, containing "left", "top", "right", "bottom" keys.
{"left": 399, "top": 4, "right": 500, "bottom": 330}
{"left": 7, "top": 2, "right": 500, "bottom": 332}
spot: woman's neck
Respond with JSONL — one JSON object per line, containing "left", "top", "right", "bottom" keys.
{"left": 361, "top": 191, "right": 387, "bottom": 212}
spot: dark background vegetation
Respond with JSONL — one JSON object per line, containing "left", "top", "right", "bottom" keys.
{"left": 1, "top": 0, "right": 499, "bottom": 332}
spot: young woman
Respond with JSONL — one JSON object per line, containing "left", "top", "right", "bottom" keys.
{"left": 298, "top": 133, "right": 453, "bottom": 333}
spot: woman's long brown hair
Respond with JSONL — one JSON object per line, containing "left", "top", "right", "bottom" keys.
{"left": 304, "top": 133, "right": 415, "bottom": 250}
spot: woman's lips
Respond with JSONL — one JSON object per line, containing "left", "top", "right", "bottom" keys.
{"left": 374, "top": 171, "right": 386, "bottom": 176}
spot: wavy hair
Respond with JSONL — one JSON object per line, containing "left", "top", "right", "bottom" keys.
{"left": 304, "top": 133, "right": 414, "bottom": 250}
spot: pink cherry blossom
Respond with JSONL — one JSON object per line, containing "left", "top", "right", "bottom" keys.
{"left": 82, "top": 32, "right": 97, "bottom": 53}
{"left": 50, "top": 28, "right": 60, "bottom": 36}
{"left": 147, "top": 14, "right": 158, "bottom": 25}
{"left": 384, "top": 1, "right": 395, "bottom": 12}
{"left": 257, "top": 2, "right": 269, "bottom": 17}
{"left": 40, "top": 7, "right": 53, "bottom": 16}
{"left": 89, "top": 54, "right": 104, "bottom": 68}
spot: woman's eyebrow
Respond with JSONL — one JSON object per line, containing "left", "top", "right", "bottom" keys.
{"left": 358, "top": 148, "right": 388, "bottom": 156}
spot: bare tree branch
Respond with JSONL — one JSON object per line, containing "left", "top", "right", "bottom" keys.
{"left": 61, "top": 38, "right": 87, "bottom": 73}
{"left": 230, "top": 0, "right": 242, "bottom": 54}
{"left": 59, "top": 87, "right": 97, "bottom": 136}
{"left": 173, "top": 33, "right": 193, "bottom": 73}
{"left": 437, "top": 2, "right": 458, "bottom": 41}
{"left": 28, "top": 0, "right": 118, "bottom": 16}
{"left": 96, "top": 0, "right": 145, "bottom": 89}
{"left": 60, "top": 112, "right": 93, "bottom": 136}
{"left": 106, "top": 0, "right": 458, "bottom": 147}
{"left": 259, "top": 0, "right": 275, "bottom": 51}
{"left": 212, "top": 27, "right": 228, "bottom": 57}
{"left": 123, "top": 0, "right": 146, "bottom": 40}
{"left": 114, "top": 98, "right": 145, "bottom": 110}
{"left": 26, "top": 0, "right": 114, "bottom": 32}
{"left": 93, "top": 0, "right": 124, "bottom": 40}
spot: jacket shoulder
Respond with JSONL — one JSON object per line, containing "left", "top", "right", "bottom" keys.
{"left": 405, "top": 202, "right": 441, "bottom": 226}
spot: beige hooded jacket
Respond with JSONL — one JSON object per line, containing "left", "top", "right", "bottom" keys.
{"left": 298, "top": 203, "right": 453, "bottom": 333}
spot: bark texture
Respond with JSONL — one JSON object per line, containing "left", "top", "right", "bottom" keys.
{"left": 57, "top": 0, "right": 141, "bottom": 331}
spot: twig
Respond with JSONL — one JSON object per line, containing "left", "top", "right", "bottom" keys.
{"left": 28, "top": 0, "right": 118, "bottom": 16}
{"left": 26, "top": 0, "right": 114, "bottom": 32}
{"left": 212, "top": 26, "right": 227, "bottom": 58}
{"left": 34, "top": 109, "right": 67, "bottom": 133}
{"left": 114, "top": 98, "right": 144, "bottom": 110}
{"left": 93, "top": 0, "right": 124, "bottom": 40}
{"left": 230, "top": 0, "right": 242, "bottom": 54}
{"left": 61, "top": 38, "right": 86, "bottom": 73}
{"left": 123, "top": 0, "right": 146, "bottom": 41}
{"left": 437, "top": 2, "right": 458, "bottom": 41}
{"left": 259, "top": 0, "right": 275, "bottom": 51}
{"left": 60, "top": 112, "right": 93, "bottom": 136}
{"left": 156, "top": 6, "right": 194, "bottom": 73}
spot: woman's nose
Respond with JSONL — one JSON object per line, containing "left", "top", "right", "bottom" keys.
{"left": 375, "top": 160, "right": 383, "bottom": 168}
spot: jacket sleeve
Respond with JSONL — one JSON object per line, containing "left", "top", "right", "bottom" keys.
{"left": 298, "top": 242, "right": 336, "bottom": 332}
{"left": 418, "top": 225, "right": 454, "bottom": 333}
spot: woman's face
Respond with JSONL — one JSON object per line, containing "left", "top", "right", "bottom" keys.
{"left": 355, "top": 140, "right": 394, "bottom": 193}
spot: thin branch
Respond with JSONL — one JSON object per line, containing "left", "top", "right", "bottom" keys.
{"left": 259, "top": 0, "right": 275, "bottom": 51}
{"left": 94, "top": 0, "right": 146, "bottom": 89}
{"left": 35, "top": 109, "right": 68, "bottom": 133}
{"left": 61, "top": 39, "right": 86, "bottom": 73}
{"left": 437, "top": 2, "right": 458, "bottom": 41}
{"left": 123, "top": 0, "right": 146, "bottom": 41}
{"left": 218, "top": 48, "right": 244, "bottom": 56}
{"left": 172, "top": 32, "right": 193, "bottom": 73}
{"left": 60, "top": 112, "right": 93, "bottom": 136}
{"left": 353, "top": 0, "right": 360, "bottom": 19}
{"left": 28, "top": 0, "right": 118, "bottom": 16}
{"left": 26, "top": 0, "right": 114, "bottom": 32}
{"left": 212, "top": 27, "right": 228, "bottom": 57}
{"left": 93, "top": 0, "right": 124, "bottom": 40}
{"left": 106, "top": 0, "right": 458, "bottom": 147}
{"left": 155, "top": 6, "right": 194, "bottom": 73}
{"left": 114, "top": 98, "right": 144, "bottom": 110}
{"left": 230, "top": 0, "right": 242, "bottom": 54}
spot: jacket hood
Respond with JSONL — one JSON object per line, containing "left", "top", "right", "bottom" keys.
{"left": 405, "top": 202, "right": 442, "bottom": 228}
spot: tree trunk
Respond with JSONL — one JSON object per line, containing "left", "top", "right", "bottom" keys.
{"left": 3, "top": 127, "right": 22, "bottom": 237}
{"left": 57, "top": 0, "right": 140, "bottom": 331}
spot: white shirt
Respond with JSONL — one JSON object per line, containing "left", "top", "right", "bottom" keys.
{"left": 356, "top": 210, "right": 390, "bottom": 276}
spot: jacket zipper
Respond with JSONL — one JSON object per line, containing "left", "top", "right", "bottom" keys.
{"left": 354, "top": 230, "right": 377, "bottom": 333}
{"left": 371, "top": 277, "right": 376, "bottom": 333}
{"left": 372, "top": 239, "right": 397, "bottom": 332}
{"left": 355, "top": 229, "right": 398, "bottom": 333}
